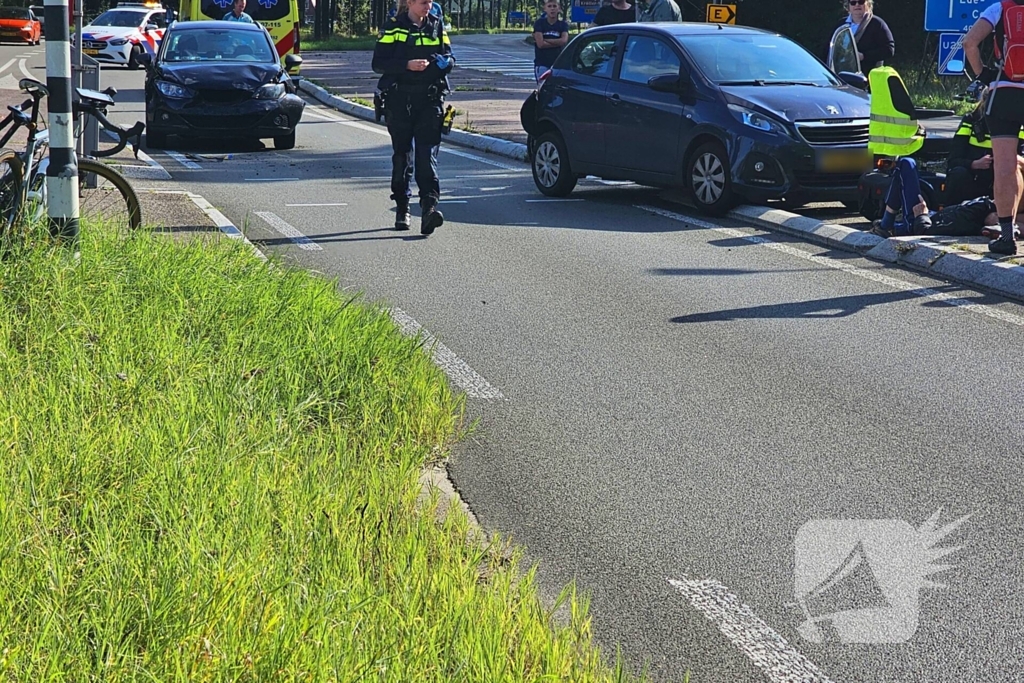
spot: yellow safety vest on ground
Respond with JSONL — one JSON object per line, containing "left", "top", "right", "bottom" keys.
{"left": 868, "top": 67, "right": 924, "bottom": 157}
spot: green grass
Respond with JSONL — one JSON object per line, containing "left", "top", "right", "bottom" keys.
{"left": 899, "top": 62, "right": 974, "bottom": 117}
{"left": 0, "top": 225, "right": 645, "bottom": 681}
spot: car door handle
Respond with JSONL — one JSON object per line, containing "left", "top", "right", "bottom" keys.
{"left": 608, "top": 93, "right": 621, "bottom": 105}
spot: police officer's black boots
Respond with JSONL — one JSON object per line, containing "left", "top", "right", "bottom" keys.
{"left": 394, "top": 200, "right": 411, "bottom": 231}
{"left": 420, "top": 201, "right": 444, "bottom": 236}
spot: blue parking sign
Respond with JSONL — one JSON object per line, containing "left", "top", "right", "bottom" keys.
{"left": 938, "top": 32, "right": 966, "bottom": 75}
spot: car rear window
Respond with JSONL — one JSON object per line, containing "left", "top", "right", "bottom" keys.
{"left": 163, "top": 28, "right": 275, "bottom": 62}
{"left": 681, "top": 34, "right": 838, "bottom": 86}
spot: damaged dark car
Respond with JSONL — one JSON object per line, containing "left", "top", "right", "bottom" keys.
{"left": 140, "top": 21, "right": 304, "bottom": 150}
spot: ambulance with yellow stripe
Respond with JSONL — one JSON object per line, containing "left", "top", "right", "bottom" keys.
{"left": 177, "top": 0, "right": 301, "bottom": 72}
{"left": 78, "top": 1, "right": 170, "bottom": 70}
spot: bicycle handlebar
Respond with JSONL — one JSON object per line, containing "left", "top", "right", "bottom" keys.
{"left": 73, "top": 99, "right": 145, "bottom": 159}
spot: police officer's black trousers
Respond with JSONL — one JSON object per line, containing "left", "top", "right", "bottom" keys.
{"left": 944, "top": 166, "right": 992, "bottom": 206}
{"left": 386, "top": 92, "right": 444, "bottom": 208}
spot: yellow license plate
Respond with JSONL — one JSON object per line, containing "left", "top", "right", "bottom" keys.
{"left": 817, "top": 148, "right": 872, "bottom": 173}
{"left": 83, "top": 48, "right": 100, "bottom": 55}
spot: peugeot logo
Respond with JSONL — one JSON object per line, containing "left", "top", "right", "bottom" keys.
{"left": 826, "top": 105, "right": 840, "bottom": 115}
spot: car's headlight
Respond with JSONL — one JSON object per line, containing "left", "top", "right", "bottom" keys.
{"left": 254, "top": 83, "right": 285, "bottom": 100}
{"left": 156, "top": 80, "right": 191, "bottom": 98}
{"left": 727, "top": 104, "right": 789, "bottom": 136}
{"left": 109, "top": 37, "right": 128, "bottom": 46}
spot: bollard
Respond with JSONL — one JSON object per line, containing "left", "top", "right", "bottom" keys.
{"left": 44, "top": 0, "right": 79, "bottom": 243}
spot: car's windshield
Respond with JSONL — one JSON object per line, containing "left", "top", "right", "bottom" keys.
{"left": 0, "top": 8, "right": 32, "bottom": 19}
{"left": 682, "top": 34, "right": 839, "bottom": 86}
{"left": 89, "top": 10, "right": 145, "bottom": 27}
{"left": 162, "top": 28, "right": 274, "bottom": 62}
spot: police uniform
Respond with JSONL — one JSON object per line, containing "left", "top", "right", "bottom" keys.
{"left": 945, "top": 112, "right": 1024, "bottom": 205}
{"left": 372, "top": 10, "right": 454, "bottom": 234}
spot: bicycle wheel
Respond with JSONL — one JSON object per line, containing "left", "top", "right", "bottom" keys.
{"left": 77, "top": 158, "right": 142, "bottom": 231}
{"left": 0, "top": 149, "right": 25, "bottom": 233}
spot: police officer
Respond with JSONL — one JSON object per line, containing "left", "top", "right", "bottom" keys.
{"left": 372, "top": 0, "right": 454, "bottom": 235}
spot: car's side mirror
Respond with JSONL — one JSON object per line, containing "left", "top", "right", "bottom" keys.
{"left": 837, "top": 71, "right": 868, "bottom": 91}
{"left": 137, "top": 52, "right": 153, "bottom": 67}
{"left": 648, "top": 74, "right": 688, "bottom": 94}
{"left": 284, "top": 54, "right": 303, "bottom": 71}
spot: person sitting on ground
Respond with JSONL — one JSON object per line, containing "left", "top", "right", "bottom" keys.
{"left": 871, "top": 156, "right": 1023, "bottom": 239}
{"left": 591, "top": 0, "right": 635, "bottom": 27}
{"left": 945, "top": 97, "right": 1024, "bottom": 206}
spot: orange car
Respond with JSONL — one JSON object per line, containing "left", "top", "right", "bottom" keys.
{"left": 0, "top": 7, "right": 42, "bottom": 45}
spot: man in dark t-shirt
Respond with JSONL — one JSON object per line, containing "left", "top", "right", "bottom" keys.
{"left": 592, "top": 0, "right": 635, "bottom": 26}
{"left": 533, "top": 0, "right": 569, "bottom": 82}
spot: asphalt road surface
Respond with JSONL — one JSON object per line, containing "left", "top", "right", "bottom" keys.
{"left": 9, "top": 42, "right": 1024, "bottom": 683}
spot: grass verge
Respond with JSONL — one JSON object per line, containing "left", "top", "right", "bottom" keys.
{"left": 0, "top": 226, "right": 643, "bottom": 681}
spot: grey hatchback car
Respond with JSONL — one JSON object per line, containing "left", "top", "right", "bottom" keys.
{"left": 520, "top": 23, "right": 874, "bottom": 215}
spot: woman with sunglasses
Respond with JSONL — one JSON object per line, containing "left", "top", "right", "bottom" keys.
{"left": 834, "top": 0, "right": 894, "bottom": 73}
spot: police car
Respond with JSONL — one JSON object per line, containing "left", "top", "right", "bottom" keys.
{"left": 78, "top": 2, "right": 170, "bottom": 69}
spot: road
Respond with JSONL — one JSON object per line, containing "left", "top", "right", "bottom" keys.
{"left": 7, "top": 42, "right": 1024, "bottom": 683}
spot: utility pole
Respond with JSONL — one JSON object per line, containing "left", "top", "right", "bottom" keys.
{"left": 44, "top": 0, "right": 79, "bottom": 245}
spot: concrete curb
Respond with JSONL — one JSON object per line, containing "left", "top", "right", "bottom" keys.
{"left": 732, "top": 204, "right": 1024, "bottom": 304}
{"left": 298, "top": 79, "right": 529, "bottom": 162}
{"left": 298, "top": 79, "right": 1024, "bottom": 303}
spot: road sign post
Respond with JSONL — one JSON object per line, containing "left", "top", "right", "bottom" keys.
{"left": 43, "top": 0, "right": 80, "bottom": 244}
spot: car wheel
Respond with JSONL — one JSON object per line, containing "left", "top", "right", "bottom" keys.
{"left": 687, "top": 141, "right": 734, "bottom": 216}
{"left": 531, "top": 131, "right": 576, "bottom": 197}
{"left": 146, "top": 129, "right": 168, "bottom": 149}
{"left": 128, "top": 45, "right": 143, "bottom": 70}
{"left": 274, "top": 132, "right": 296, "bottom": 150}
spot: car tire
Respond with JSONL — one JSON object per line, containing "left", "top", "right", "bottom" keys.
{"left": 146, "top": 129, "right": 168, "bottom": 149}
{"left": 531, "top": 131, "right": 576, "bottom": 197}
{"left": 274, "top": 132, "right": 296, "bottom": 150}
{"left": 128, "top": 45, "right": 142, "bottom": 70}
{"left": 687, "top": 141, "right": 734, "bottom": 216}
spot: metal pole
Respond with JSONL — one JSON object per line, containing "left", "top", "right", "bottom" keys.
{"left": 44, "top": 0, "right": 79, "bottom": 243}
{"left": 73, "top": 0, "right": 83, "bottom": 158}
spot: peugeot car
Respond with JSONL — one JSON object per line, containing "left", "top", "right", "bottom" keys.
{"left": 521, "top": 23, "right": 874, "bottom": 214}
{"left": 141, "top": 21, "right": 304, "bottom": 150}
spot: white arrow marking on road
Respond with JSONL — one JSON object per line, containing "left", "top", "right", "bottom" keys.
{"left": 254, "top": 211, "right": 323, "bottom": 251}
{"left": 18, "top": 59, "right": 32, "bottom": 82}
{"left": 388, "top": 307, "right": 504, "bottom": 400}
{"left": 636, "top": 205, "right": 1024, "bottom": 327}
{"left": 669, "top": 578, "right": 834, "bottom": 683}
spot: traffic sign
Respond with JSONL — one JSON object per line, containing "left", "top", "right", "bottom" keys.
{"left": 938, "top": 32, "right": 966, "bottom": 75}
{"left": 706, "top": 3, "right": 736, "bottom": 24}
{"left": 571, "top": 0, "right": 600, "bottom": 23}
{"left": 925, "top": 0, "right": 987, "bottom": 32}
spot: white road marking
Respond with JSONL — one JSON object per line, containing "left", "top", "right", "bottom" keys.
{"left": 480, "top": 186, "right": 509, "bottom": 191}
{"left": 441, "top": 146, "right": 522, "bottom": 171}
{"left": 636, "top": 204, "right": 1024, "bottom": 327}
{"left": 18, "top": 59, "right": 32, "bottom": 81}
{"left": 254, "top": 211, "right": 323, "bottom": 251}
{"left": 186, "top": 193, "right": 267, "bottom": 262}
{"left": 0, "top": 58, "right": 17, "bottom": 74}
{"left": 526, "top": 198, "right": 585, "bottom": 203}
{"left": 669, "top": 578, "right": 834, "bottom": 683}
{"left": 440, "top": 200, "right": 468, "bottom": 204}
{"left": 285, "top": 202, "right": 348, "bottom": 207}
{"left": 244, "top": 177, "right": 300, "bottom": 182}
{"left": 388, "top": 307, "right": 504, "bottom": 400}
{"left": 166, "top": 150, "right": 202, "bottom": 170}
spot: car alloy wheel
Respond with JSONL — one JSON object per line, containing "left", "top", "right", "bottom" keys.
{"left": 531, "top": 131, "right": 577, "bottom": 197}
{"left": 692, "top": 151, "right": 725, "bottom": 206}
{"left": 535, "top": 139, "right": 560, "bottom": 189}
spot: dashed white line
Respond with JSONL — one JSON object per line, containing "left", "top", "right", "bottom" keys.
{"left": 441, "top": 146, "right": 522, "bottom": 171}
{"left": 669, "top": 578, "right": 834, "bottom": 683}
{"left": 254, "top": 211, "right": 322, "bottom": 251}
{"left": 388, "top": 307, "right": 504, "bottom": 400}
{"left": 636, "top": 204, "right": 1024, "bottom": 327}
{"left": 166, "top": 150, "right": 202, "bottom": 170}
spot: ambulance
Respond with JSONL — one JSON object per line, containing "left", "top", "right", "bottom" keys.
{"left": 78, "top": 1, "right": 170, "bottom": 69}
{"left": 176, "top": 0, "right": 301, "bottom": 72}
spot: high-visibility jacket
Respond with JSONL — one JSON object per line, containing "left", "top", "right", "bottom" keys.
{"left": 954, "top": 117, "right": 992, "bottom": 150}
{"left": 868, "top": 66, "right": 924, "bottom": 157}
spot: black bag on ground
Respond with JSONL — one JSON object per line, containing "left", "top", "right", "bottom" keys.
{"left": 925, "top": 197, "right": 997, "bottom": 236}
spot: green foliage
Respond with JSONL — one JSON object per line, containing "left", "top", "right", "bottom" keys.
{"left": 0, "top": 228, "right": 645, "bottom": 682}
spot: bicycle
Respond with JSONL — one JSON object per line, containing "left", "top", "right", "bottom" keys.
{"left": 0, "top": 78, "right": 143, "bottom": 235}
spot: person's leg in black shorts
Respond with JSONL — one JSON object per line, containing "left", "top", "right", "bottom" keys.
{"left": 985, "top": 88, "right": 1024, "bottom": 255}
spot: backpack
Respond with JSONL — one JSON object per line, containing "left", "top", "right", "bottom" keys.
{"left": 995, "top": 0, "right": 1024, "bottom": 81}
